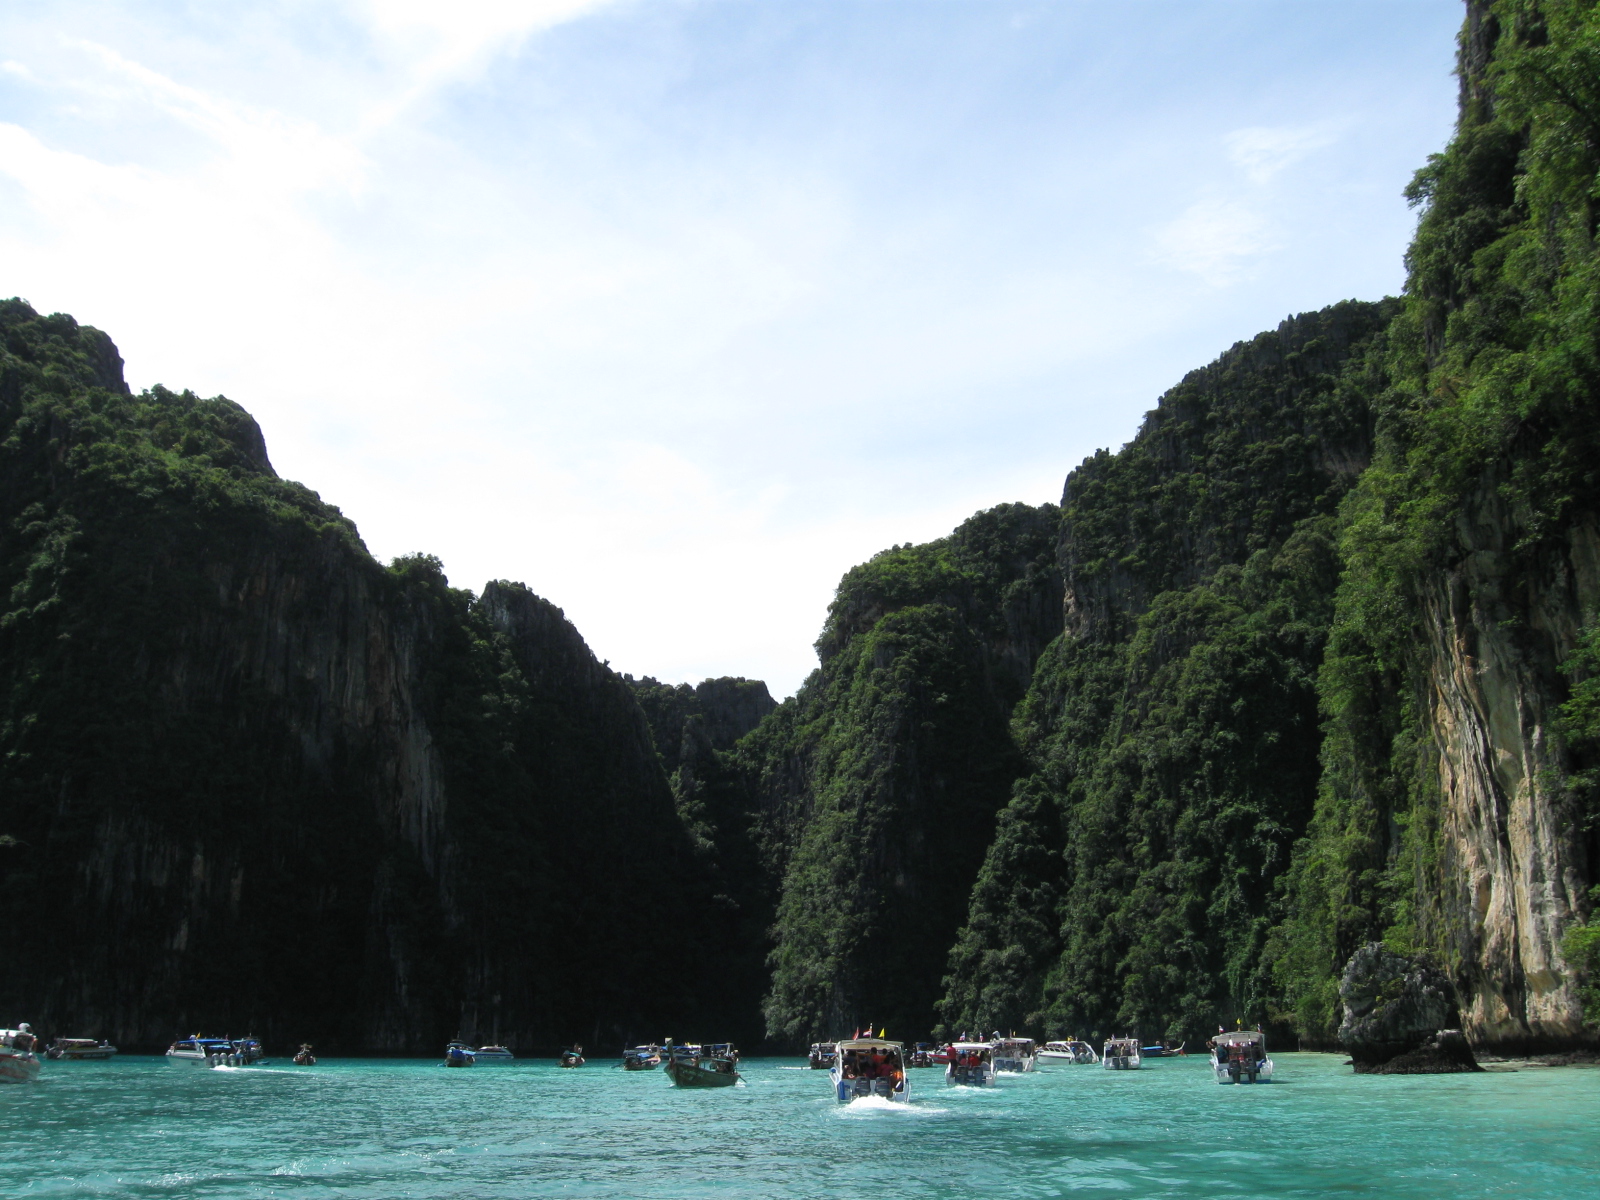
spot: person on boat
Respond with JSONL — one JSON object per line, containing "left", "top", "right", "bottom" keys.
{"left": 9, "top": 1023, "right": 36, "bottom": 1053}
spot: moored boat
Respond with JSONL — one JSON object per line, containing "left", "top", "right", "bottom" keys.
{"left": 945, "top": 1041, "right": 995, "bottom": 1087}
{"left": 1038, "top": 1039, "right": 1098, "bottom": 1064}
{"left": 558, "top": 1045, "right": 586, "bottom": 1067}
{"left": 992, "top": 1037, "right": 1037, "bottom": 1073}
{"left": 1102, "top": 1037, "right": 1141, "bottom": 1070}
{"left": 909, "top": 1041, "right": 938, "bottom": 1067}
{"left": 1140, "top": 1041, "right": 1186, "bottom": 1058}
{"left": 445, "top": 1041, "right": 475, "bottom": 1067}
{"left": 664, "top": 1041, "right": 740, "bottom": 1088}
{"left": 807, "top": 1041, "right": 837, "bottom": 1070}
{"left": 622, "top": 1044, "right": 661, "bottom": 1070}
{"left": 0, "top": 1026, "right": 42, "bottom": 1083}
{"left": 473, "top": 1045, "right": 514, "bottom": 1065}
{"left": 45, "top": 1037, "right": 118, "bottom": 1061}
{"left": 1209, "top": 1030, "right": 1273, "bottom": 1083}
{"left": 293, "top": 1044, "right": 317, "bottom": 1065}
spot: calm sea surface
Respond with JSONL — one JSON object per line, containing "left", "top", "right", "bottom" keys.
{"left": 6, "top": 1052, "right": 1596, "bottom": 1198}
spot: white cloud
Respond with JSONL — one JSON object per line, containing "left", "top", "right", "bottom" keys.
{"left": 1151, "top": 199, "right": 1277, "bottom": 286}
{"left": 1225, "top": 123, "right": 1339, "bottom": 184}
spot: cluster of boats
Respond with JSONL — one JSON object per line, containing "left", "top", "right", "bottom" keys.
{"left": 802, "top": 1029, "right": 1273, "bottom": 1099}
{"left": 3, "top": 1020, "right": 1273, "bottom": 1089}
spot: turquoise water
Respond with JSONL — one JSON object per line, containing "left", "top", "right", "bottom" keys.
{"left": 6, "top": 1053, "right": 1597, "bottom": 1198}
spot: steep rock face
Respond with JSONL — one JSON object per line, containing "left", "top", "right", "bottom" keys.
{"left": 0, "top": 299, "right": 719, "bottom": 1052}
{"left": 1419, "top": 501, "right": 1597, "bottom": 1045}
{"left": 940, "top": 302, "right": 1396, "bottom": 1042}
{"left": 1269, "top": 0, "right": 1600, "bottom": 1053}
{"left": 739, "top": 502, "right": 1063, "bottom": 1045}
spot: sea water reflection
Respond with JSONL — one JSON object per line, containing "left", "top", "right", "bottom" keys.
{"left": 5, "top": 1052, "right": 1597, "bottom": 1198}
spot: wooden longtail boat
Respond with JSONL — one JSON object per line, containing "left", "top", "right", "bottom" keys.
{"left": 663, "top": 1041, "right": 740, "bottom": 1087}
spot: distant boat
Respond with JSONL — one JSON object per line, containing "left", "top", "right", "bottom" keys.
{"left": 807, "top": 1041, "right": 837, "bottom": 1070}
{"left": 1140, "top": 1041, "right": 1186, "bottom": 1058}
{"left": 1102, "top": 1037, "right": 1141, "bottom": 1070}
{"left": 1038, "top": 1039, "right": 1097, "bottom": 1064}
{"left": 0, "top": 1027, "right": 42, "bottom": 1083}
{"left": 473, "top": 1045, "right": 514, "bottom": 1065}
{"left": 293, "top": 1044, "right": 317, "bottom": 1065}
{"left": 946, "top": 1041, "right": 995, "bottom": 1087}
{"left": 45, "top": 1037, "right": 117, "bottom": 1061}
{"left": 166, "top": 1036, "right": 263, "bottom": 1067}
{"left": 909, "top": 1041, "right": 939, "bottom": 1068}
{"left": 1209, "top": 1030, "right": 1273, "bottom": 1083}
{"left": 992, "top": 1037, "right": 1037, "bottom": 1074}
{"left": 622, "top": 1045, "right": 661, "bottom": 1070}
{"left": 445, "top": 1041, "right": 475, "bottom": 1067}
{"left": 558, "top": 1045, "right": 586, "bottom": 1068}
{"left": 664, "top": 1042, "right": 740, "bottom": 1088}
{"left": 831, "top": 1037, "right": 909, "bottom": 1102}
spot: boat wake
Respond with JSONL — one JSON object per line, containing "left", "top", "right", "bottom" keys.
{"left": 835, "top": 1095, "right": 944, "bottom": 1116}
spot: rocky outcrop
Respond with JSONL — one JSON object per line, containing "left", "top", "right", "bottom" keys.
{"left": 1338, "top": 943, "right": 1457, "bottom": 1069}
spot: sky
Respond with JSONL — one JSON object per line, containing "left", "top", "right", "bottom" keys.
{"left": 0, "top": 0, "right": 1465, "bottom": 698}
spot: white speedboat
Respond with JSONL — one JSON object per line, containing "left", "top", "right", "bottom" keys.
{"left": 992, "top": 1037, "right": 1037, "bottom": 1073}
{"left": 473, "top": 1045, "right": 514, "bottom": 1064}
{"left": 1209, "top": 1030, "right": 1273, "bottom": 1083}
{"left": 45, "top": 1037, "right": 118, "bottom": 1061}
{"left": 807, "top": 1041, "right": 837, "bottom": 1070}
{"left": 1038, "top": 1039, "right": 1097, "bottom": 1064}
{"left": 830, "top": 1037, "right": 909, "bottom": 1101}
{"left": 0, "top": 1027, "right": 42, "bottom": 1083}
{"left": 945, "top": 1041, "right": 995, "bottom": 1087}
{"left": 1102, "top": 1037, "right": 1141, "bottom": 1070}
{"left": 165, "top": 1037, "right": 238, "bottom": 1067}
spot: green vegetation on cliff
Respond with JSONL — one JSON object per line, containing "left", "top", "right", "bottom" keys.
{"left": 738, "top": 502, "right": 1062, "bottom": 1044}
{"left": 0, "top": 299, "right": 730, "bottom": 1050}
{"left": 1268, "top": 0, "right": 1600, "bottom": 1044}
{"left": 937, "top": 302, "right": 1396, "bottom": 1043}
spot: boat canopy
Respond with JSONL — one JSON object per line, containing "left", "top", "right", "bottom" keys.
{"left": 835, "top": 1038, "right": 903, "bottom": 1052}
{"left": 1213, "top": 1031, "right": 1265, "bottom": 1047}
{"left": 947, "top": 1042, "right": 992, "bottom": 1053}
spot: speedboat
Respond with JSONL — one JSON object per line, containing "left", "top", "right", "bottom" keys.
{"left": 909, "top": 1042, "right": 938, "bottom": 1067}
{"left": 1039, "top": 1039, "right": 1098, "bottom": 1064}
{"left": 992, "top": 1037, "right": 1037, "bottom": 1073}
{"left": 830, "top": 1037, "right": 909, "bottom": 1101}
{"left": 45, "top": 1037, "right": 118, "bottom": 1061}
{"left": 0, "top": 1027, "right": 42, "bottom": 1083}
{"left": 664, "top": 1041, "right": 740, "bottom": 1088}
{"left": 1209, "top": 1030, "right": 1273, "bottom": 1083}
{"left": 473, "top": 1045, "right": 514, "bottom": 1065}
{"left": 293, "top": 1044, "right": 317, "bottom": 1065}
{"left": 945, "top": 1041, "right": 995, "bottom": 1087}
{"left": 622, "top": 1044, "right": 661, "bottom": 1070}
{"left": 1102, "top": 1037, "right": 1141, "bottom": 1070}
{"left": 558, "top": 1045, "right": 585, "bottom": 1067}
{"left": 444, "top": 1041, "right": 475, "bottom": 1067}
{"left": 166, "top": 1036, "right": 244, "bottom": 1067}
{"left": 807, "top": 1041, "right": 837, "bottom": 1070}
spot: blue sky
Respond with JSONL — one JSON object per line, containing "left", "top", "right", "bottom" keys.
{"left": 0, "top": 0, "right": 1464, "bottom": 697}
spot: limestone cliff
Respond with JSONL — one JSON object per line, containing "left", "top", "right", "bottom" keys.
{"left": 0, "top": 299, "right": 723, "bottom": 1052}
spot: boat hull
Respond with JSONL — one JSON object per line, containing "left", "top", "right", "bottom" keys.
{"left": 1103, "top": 1054, "right": 1142, "bottom": 1070}
{"left": 1214, "top": 1057, "right": 1273, "bottom": 1084}
{"left": 48, "top": 1048, "right": 117, "bottom": 1061}
{"left": 830, "top": 1069, "right": 909, "bottom": 1102}
{"left": 665, "top": 1059, "right": 739, "bottom": 1088}
{"left": 0, "top": 1052, "right": 41, "bottom": 1083}
{"left": 945, "top": 1064, "right": 994, "bottom": 1086}
{"left": 473, "top": 1053, "right": 515, "bottom": 1066}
